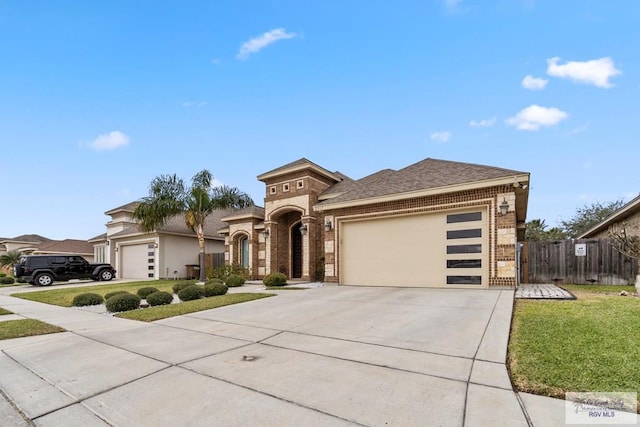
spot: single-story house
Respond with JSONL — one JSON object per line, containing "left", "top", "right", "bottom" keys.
{"left": 31, "top": 239, "right": 95, "bottom": 262}
{"left": 221, "top": 157, "right": 530, "bottom": 289}
{"left": 577, "top": 194, "right": 640, "bottom": 239}
{"left": 0, "top": 235, "right": 52, "bottom": 256}
{"left": 90, "top": 202, "right": 230, "bottom": 280}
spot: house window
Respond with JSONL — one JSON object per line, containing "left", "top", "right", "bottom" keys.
{"left": 447, "top": 212, "right": 482, "bottom": 223}
{"left": 296, "top": 180, "right": 304, "bottom": 189}
{"left": 269, "top": 186, "right": 277, "bottom": 195}
{"left": 447, "top": 229, "right": 482, "bottom": 239}
{"left": 239, "top": 236, "right": 250, "bottom": 269}
{"left": 283, "top": 183, "right": 290, "bottom": 192}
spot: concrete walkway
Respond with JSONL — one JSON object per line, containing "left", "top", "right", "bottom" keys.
{"left": 0, "top": 283, "right": 602, "bottom": 426}
{"left": 515, "top": 284, "right": 576, "bottom": 300}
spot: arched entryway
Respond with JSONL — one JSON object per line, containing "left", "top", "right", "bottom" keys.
{"left": 291, "top": 222, "right": 304, "bottom": 279}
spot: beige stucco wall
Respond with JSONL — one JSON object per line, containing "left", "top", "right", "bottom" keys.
{"left": 159, "top": 235, "right": 223, "bottom": 279}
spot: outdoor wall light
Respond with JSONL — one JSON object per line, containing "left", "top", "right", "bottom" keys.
{"left": 499, "top": 199, "right": 509, "bottom": 216}
{"left": 154, "top": 243, "right": 159, "bottom": 248}
{"left": 300, "top": 224, "right": 308, "bottom": 235}
{"left": 114, "top": 247, "right": 119, "bottom": 252}
{"left": 262, "top": 228, "right": 270, "bottom": 238}
{"left": 105, "top": 240, "right": 110, "bottom": 246}
{"left": 324, "top": 220, "right": 333, "bottom": 231}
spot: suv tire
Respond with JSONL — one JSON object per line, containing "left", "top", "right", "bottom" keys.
{"left": 99, "top": 269, "right": 114, "bottom": 281}
{"left": 35, "top": 273, "right": 54, "bottom": 286}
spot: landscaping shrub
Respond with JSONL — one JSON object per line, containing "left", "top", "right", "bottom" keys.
{"left": 225, "top": 274, "right": 245, "bottom": 287}
{"left": 0, "top": 276, "right": 16, "bottom": 285}
{"left": 177, "top": 285, "right": 204, "bottom": 301}
{"left": 105, "top": 293, "right": 141, "bottom": 312}
{"left": 210, "top": 263, "right": 250, "bottom": 282}
{"left": 205, "top": 278, "right": 224, "bottom": 286}
{"left": 263, "top": 273, "right": 287, "bottom": 287}
{"left": 137, "top": 286, "right": 160, "bottom": 299}
{"left": 172, "top": 280, "right": 196, "bottom": 294}
{"left": 204, "top": 283, "right": 228, "bottom": 297}
{"left": 146, "top": 291, "right": 174, "bottom": 306}
{"left": 72, "top": 293, "right": 104, "bottom": 307}
{"left": 105, "top": 291, "right": 130, "bottom": 300}
{"left": 0, "top": 272, "right": 6, "bottom": 277}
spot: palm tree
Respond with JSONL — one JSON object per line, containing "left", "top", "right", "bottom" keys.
{"left": 132, "top": 170, "right": 254, "bottom": 281}
{"left": 0, "top": 250, "right": 23, "bottom": 274}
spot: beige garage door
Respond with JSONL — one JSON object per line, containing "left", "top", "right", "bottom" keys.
{"left": 340, "top": 209, "right": 487, "bottom": 288}
{"left": 121, "top": 243, "right": 154, "bottom": 279}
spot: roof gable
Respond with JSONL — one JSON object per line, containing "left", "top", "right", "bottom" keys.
{"left": 578, "top": 194, "right": 640, "bottom": 238}
{"left": 257, "top": 158, "right": 343, "bottom": 183}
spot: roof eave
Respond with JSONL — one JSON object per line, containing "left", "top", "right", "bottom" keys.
{"left": 258, "top": 163, "right": 342, "bottom": 183}
{"left": 577, "top": 194, "right": 640, "bottom": 238}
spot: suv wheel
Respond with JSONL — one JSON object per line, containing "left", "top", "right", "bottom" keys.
{"left": 35, "top": 273, "right": 54, "bottom": 286}
{"left": 99, "top": 270, "right": 114, "bottom": 281}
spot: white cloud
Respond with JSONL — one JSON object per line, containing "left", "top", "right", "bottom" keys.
{"left": 237, "top": 28, "right": 298, "bottom": 60}
{"left": 88, "top": 131, "right": 130, "bottom": 150}
{"left": 521, "top": 75, "right": 548, "bottom": 90}
{"left": 430, "top": 131, "right": 451, "bottom": 143}
{"left": 547, "top": 57, "right": 621, "bottom": 88}
{"left": 506, "top": 105, "right": 568, "bottom": 131}
{"left": 469, "top": 117, "right": 497, "bottom": 128}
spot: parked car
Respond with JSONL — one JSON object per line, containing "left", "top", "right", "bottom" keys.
{"left": 14, "top": 255, "right": 116, "bottom": 286}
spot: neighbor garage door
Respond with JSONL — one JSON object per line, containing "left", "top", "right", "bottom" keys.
{"left": 121, "top": 243, "right": 154, "bottom": 279}
{"left": 340, "top": 208, "right": 488, "bottom": 288}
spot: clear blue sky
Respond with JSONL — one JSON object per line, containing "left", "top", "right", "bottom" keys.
{"left": 1, "top": 0, "right": 638, "bottom": 240}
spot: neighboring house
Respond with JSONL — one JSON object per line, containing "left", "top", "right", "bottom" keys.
{"left": 0, "top": 234, "right": 52, "bottom": 256}
{"left": 31, "top": 239, "right": 95, "bottom": 262}
{"left": 221, "top": 157, "right": 530, "bottom": 289}
{"left": 91, "top": 202, "right": 230, "bottom": 280}
{"left": 577, "top": 194, "right": 640, "bottom": 239}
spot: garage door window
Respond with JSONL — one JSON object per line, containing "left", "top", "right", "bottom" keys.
{"left": 447, "top": 275, "right": 482, "bottom": 285}
{"left": 447, "top": 244, "right": 482, "bottom": 254}
{"left": 447, "top": 259, "right": 482, "bottom": 268}
{"left": 447, "top": 212, "right": 482, "bottom": 223}
{"left": 447, "top": 229, "right": 482, "bottom": 239}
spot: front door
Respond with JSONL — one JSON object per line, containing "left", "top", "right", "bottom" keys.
{"left": 291, "top": 223, "right": 303, "bottom": 279}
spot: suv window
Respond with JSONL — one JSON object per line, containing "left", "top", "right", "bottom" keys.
{"left": 31, "top": 257, "right": 50, "bottom": 267}
{"left": 51, "top": 256, "right": 67, "bottom": 264}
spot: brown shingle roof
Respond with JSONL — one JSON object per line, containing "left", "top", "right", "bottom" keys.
{"left": 35, "top": 239, "right": 93, "bottom": 255}
{"left": 318, "top": 158, "right": 527, "bottom": 206}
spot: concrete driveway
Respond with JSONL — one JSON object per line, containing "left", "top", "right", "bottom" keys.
{"left": 0, "top": 285, "right": 531, "bottom": 426}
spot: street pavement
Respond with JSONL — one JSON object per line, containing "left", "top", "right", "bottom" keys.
{"left": 0, "top": 282, "right": 628, "bottom": 426}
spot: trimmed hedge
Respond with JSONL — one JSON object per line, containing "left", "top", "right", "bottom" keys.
{"left": 105, "top": 291, "right": 130, "bottom": 300}
{"left": 137, "top": 286, "right": 160, "bottom": 299}
{"left": 204, "top": 283, "right": 228, "bottom": 297}
{"left": 0, "top": 276, "right": 16, "bottom": 285}
{"left": 72, "top": 293, "right": 104, "bottom": 306}
{"left": 146, "top": 291, "right": 174, "bottom": 306}
{"left": 172, "top": 280, "right": 197, "bottom": 294}
{"left": 205, "top": 278, "right": 224, "bottom": 286}
{"left": 225, "top": 274, "right": 245, "bottom": 287}
{"left": 177, "top": 285, "right": 204, "bottom": 301}
{"left": 263, "top": 273, "right": 287, "bottom": 287}
{"left": 105, "top": 293, "right": 141, "bottom": 312}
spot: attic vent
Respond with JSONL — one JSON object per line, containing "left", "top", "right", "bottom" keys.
{"left": 297, "top": 180, "right": 304, "bottom": 189}
{"left": 283, "top": 183, "right": 290, "bottom": 192}
{"left": 269, "top": 186, "right": 277, "bottom": 195}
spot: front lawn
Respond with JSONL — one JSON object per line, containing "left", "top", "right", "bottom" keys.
{"left": 117, "top": 293, "right": 273, "bottom": 321}
{"left": 0, "top": 307, "right": 12, "bottom": 315}
{"left": 0, "top": 319, "right": 65, "bottom": 340}
{"left": 509, "top": 286, "right": 639, "bottom": 409}
{"left": 12, "top": 280, "right": 177, "bottom": 307}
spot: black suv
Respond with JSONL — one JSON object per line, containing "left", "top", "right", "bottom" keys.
{"left": 14, "top": 255, "right": 116, "bottom": 286}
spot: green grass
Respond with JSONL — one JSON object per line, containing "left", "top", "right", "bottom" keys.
{"left": 116, "top": 292, "right": 274, "bottom": 321}
{"left": 12, "top": 280, "right": 178, "bottom": 307}
{"left": 0, "top": 319, "right": 65, "bottom": 340}
{"left": 265, "top": 286, "right": 306, "bottom": 290}
{"left": 561, "top": 284, "right": 636, "bottom": 294}
{"left": 0, "top": 307, "right": 12, "bottom": 315}
{"left": 0, "top": 281, "right": 27, "bottom": 288}
{"left": 509, "top": 287, "right": 639, "bottom": 408}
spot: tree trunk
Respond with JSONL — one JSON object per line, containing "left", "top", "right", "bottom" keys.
{"left": 197, "top": 225, "right": 207, "bottom": 282}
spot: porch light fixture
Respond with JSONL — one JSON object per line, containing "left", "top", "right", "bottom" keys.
{"left": 154, "top": 243, "right": 159, "bottom": 248}
{"left": 262, "top": 228, "right": 269, "bottom": 238}
{"left": 499, "top": 199, "right": 509, "bottom": 216}
{"left": 105, "top": 240, "right": 110, "bottom": 246}
{"left": 300, "top": 224, "right": 308, "bottom": 235}
{"left": 324, "top": 220, "right": 332, "bottom": 232}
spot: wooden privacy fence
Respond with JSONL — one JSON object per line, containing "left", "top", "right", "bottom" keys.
{"left": 522, "top": 239, "right": 638, "bottom": 285}
{"left": 204, "top": 253, "right": 225, "bottom": 272}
